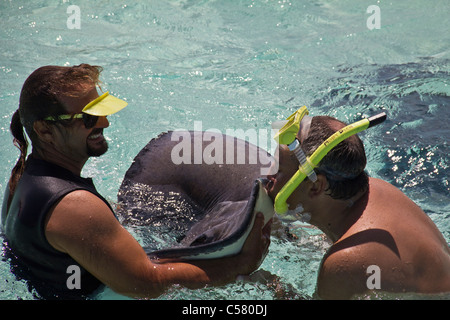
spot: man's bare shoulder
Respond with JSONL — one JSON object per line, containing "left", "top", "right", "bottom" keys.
{"left": 55, "top": 189, "right": 112, "bottom": 209}
{"left": 46, "top": 190, "right": 114, "bottom": 227}
{"left": 368, "top": 177, "right": 419, "bottom": 208}
{"left": 45, "top": 189, "right": 117, "bottom": 252}
{"left": 316, "top": 245, "right": 370, "bottom": 299}
{"left": 317, "top": 232, "right": 403, "bottom": 299}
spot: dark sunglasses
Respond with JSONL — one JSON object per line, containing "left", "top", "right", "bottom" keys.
{"left": 44, "top": 113, "right": 99, "bottom": 129}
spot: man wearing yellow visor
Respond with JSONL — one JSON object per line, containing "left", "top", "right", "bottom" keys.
{"left": 267, "top": 107, "right": 450, "bottom": 299}
{"left": 2, "top": 64, "right": 269, "bottom": 299}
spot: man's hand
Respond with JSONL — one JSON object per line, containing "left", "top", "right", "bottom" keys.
{"left": 238, "top": 212, "right": 272, "bottom": 275}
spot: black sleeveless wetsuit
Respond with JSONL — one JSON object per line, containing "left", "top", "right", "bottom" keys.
{"left": 1, "top": 156, "right": 115, "bottom": 299}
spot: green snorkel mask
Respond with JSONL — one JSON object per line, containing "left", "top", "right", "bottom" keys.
{"left": 272, "top": 106, "right": 387, "bottom": 215}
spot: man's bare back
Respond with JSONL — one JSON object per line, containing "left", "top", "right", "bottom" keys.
{"left": 316, "top": 178, "right": 450, "bottom": 299}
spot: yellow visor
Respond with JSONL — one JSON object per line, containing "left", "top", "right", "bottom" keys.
{"left": 82, "top": 92, "right": 128, "bottom": 116}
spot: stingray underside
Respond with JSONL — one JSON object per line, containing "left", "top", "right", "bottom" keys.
{"left": 117, "top": 131, "right": 274, "bottom": 259}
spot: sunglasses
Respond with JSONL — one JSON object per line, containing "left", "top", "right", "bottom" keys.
{"left": 44, "top": 113, "right": 99, "bottom": 129}
{"left": 43, "top": 92, "right": 128, "bottom": 129}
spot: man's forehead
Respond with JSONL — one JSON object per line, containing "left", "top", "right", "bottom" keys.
{"left": 58, "top": 86, "right": 99, "bottom": 113}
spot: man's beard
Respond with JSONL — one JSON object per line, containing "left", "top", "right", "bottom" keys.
{"left": 86, "top": 128, "right": 109, "bottom": 157}
{"left": 87, "top": 139, "right": 108, "bottom": 157}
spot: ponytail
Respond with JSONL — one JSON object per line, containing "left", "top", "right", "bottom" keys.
{"left": 7, "top": 110, "right": 29, "bottom": 207}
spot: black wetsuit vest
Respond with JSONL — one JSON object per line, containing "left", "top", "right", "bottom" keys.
{"left": 1, "top": 156, "right": 115, "bottom": 299}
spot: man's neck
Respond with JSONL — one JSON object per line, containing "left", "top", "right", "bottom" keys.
{"left": 310, "top": 189, "right": 368, "bottom": 243}
{"left": 32, "top": 147, "right": 87, "bottom": 176}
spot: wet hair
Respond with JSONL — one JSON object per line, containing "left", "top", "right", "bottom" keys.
{"left": 7, "top": 64, "right": 103, "bottom": 207}
{"left": 301, "top": 116, "right": 369, "bottom": 200}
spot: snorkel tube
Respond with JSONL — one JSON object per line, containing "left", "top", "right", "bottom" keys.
{"left": 273, "top": 108, "right": 387, "bottom": 214}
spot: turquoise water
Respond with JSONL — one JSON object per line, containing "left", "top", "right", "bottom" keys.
{"left": 0, "top": 0, "right": 449, "bottom": 300}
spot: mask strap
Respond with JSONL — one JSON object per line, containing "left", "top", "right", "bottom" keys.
{"left": 299, "top": 115, "right": 312, "bottom": 142}
{"left": 288, "top": 139, "right": 317, "bottom": 182}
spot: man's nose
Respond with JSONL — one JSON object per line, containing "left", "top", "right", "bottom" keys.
{"left": 95, "top": 116, "right": 109, "bottom": 128}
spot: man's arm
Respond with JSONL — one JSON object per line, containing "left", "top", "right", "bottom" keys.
{"left": 45, "top": 190, "right": 270, "bottom": 299}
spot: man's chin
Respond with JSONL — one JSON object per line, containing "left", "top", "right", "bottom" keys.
{"left": 87, "top": 141, "right": 108, "bottom": 157}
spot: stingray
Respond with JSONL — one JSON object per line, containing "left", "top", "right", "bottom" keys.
{"left": 117, "top": 131, "right": 274, "bottom": 260}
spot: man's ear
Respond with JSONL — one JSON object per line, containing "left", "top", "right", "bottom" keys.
{"left": 33, "top": 120, "right": 54, "bottom": 144}
{"left": 308, "top": 174, "right": 328, "bottom": 199}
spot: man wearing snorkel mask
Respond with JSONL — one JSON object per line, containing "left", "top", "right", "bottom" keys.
{"left": 267, "top": 108, "right": 450, "bottom": 299}
{"left": 1, "top": 64, "right": 270, "bottom": 299}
